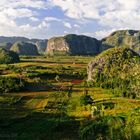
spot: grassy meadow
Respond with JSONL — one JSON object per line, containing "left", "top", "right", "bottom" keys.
{"left": 0, "top": 55, "right": 140, "bottom": 140}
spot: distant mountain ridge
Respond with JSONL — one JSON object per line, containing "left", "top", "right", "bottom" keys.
{"left": 46, "top": 30, "right": 140, "bottom": 55}
{"left": 0, "top": 36, "right": 46, "bottom": 44}
{"left": 0, "top": 36, "right": 47, "bottom": 53}
{"left": 101, "top": 30, "right": 140, "bottom": 54}
{"left": 0, "top": 36, "right": 30, "bottom": 44}
{"left": 0, "top": 29, "right": 140, "bottom": 55}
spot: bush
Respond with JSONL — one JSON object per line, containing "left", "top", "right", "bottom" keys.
{"left": 80, "top": 92, "right": 93, "bottom": 106}
{"left": 79, "top": 111, "right": 140, "bottom": 140}
{"left": 0, "top": 76, "right": 26, "bottom": 93}
{"left": 0, "top": 48, "right": 20, "bottom": 64}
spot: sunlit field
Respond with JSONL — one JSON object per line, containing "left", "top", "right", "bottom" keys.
{"left": 0, "top": 55, "right": 140, "bottom": 140}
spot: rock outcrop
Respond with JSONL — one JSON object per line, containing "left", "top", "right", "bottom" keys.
{"left": 10, "top": 41, "right": 38, "bottom": 56}
{"left": 101, "top": 30, "right": 140, "bottom": 54}
{"left": 35, "top": 40, "right": 48, "bottom": 53}
{"left": 0, "top": 48, "right": 20, "bottom": 64}
{"left": 46, "top": 34, "right": 100, "bottom": 55}
{"left": 87, "top": 47, "right": 140, "bottom": 97}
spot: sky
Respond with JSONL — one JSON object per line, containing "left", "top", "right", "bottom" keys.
{"left": 0, "top": 0, "right": 140, "bottom": 39}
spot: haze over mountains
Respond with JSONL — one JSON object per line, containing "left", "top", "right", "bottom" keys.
{"left": 0, "top": 30, "right": 140, "bottom": 56}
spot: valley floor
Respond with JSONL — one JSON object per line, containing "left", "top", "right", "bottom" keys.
{"left": 0, "top": 56, "right": 140, "bottom": 140}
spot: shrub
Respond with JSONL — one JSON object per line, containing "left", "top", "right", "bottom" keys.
{"left": 0, "top": 76, "right": 26, "bottom": 93}
{"left": 0, "top": 48, "right": 20, "bottom": 64}
{"left": 80, "top": 92, "right": 93, "bottom": 106}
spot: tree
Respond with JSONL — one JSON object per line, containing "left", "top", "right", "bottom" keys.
{"left": 80, "top": 90, "right": 93, "bottom": 106}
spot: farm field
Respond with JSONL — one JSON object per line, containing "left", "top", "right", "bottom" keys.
{"left": 0, "top": 55, "right": 140, "bottom": 140}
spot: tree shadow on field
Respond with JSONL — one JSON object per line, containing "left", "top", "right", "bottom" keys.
{"left": 0, "top": 110, "right": 81, "bottom": 140}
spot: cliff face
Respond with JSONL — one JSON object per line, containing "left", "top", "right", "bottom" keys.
{"left": 101, "top": 30, "right": 140, "bottom": 54}
{"left": 10, "top": 41, "right": 39, "bottom": 56}
{"left": 35, "top": 40, "right": 48, "bottom": 53}
{"left": 46, "top": 34, "right": 100, "bottom": 55}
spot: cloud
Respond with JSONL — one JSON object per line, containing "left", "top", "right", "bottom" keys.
{"left": 0, "top": 0, "right": 48, "bottom": 9}
{"left": 50, "top": 0, "right": 140, "bottom": 37}
{"left": 2, "top": 8, "right": 34, "bottom": 19}
{"left": 99, "top": 10, "right": 140, "bottom": 29}
{"left": 95, "top": 29, "right": 117, "bottom": 39}
{"left": 0, "top": 0, "right": 51, "bottom": 38}
{"left": 30, "top": 17, "right": 39, "bottom": 22}
{"left": 50, "top": 0, "right": 101, "bottom": 19}
{"left": 0, "top": 19, "right": 49, "bottom": 39}
{"left": 63, "top": 22, "right": 72, "bottom": 29}
{"left": 38, "top": 21, "right": 49, "bottom": 29}
{"left": 74, "top": 24, "right": 80, "bottom": 28}
{"left": 0, "top": 0, "right": 140, "bottom": 39}
{"left": 45, "top": 17, "right": 61, "bottom": 22}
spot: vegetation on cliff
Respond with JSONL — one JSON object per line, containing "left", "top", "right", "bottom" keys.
{"left": 88, "top": 47, "right": 140, "bottom": 98}
{"left": 46, "top": 34, "right": 100, "bottom": 55}
{"left": 102, "top": 30, "right": 140, "bottom": 54}
{"left": 10, "top": 41, "right": 39, "bottom": 56}
{"left": 0, "top": 48, "right": 20, "bottom": 64}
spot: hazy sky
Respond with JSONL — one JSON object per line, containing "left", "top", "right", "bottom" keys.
{"left": 0, "top": 0, "right": 140, "bottom": 39}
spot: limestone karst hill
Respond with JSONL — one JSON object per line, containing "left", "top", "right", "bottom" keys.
{"left": 46, "top": 34, "right": 101, "bottom": 55}
{"left": 88, "top": 47, "right": 140, "bottom": 98}
{"left": 0, "top": 30, "right": 140, "bottom": 56}
{"left": 101, "top": 30, "right": 140, "bottom": 54}
{"left": 0, "top": 36, "right": 47, "bottom": 53}
{"left": 10, "top": 41, "right": 39, "bottom": 56}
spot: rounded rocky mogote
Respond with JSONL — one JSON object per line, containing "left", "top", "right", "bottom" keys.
{"left": 101, "top": 30, "right": 140, "bottom": 54}
{"left": 46, "top": 34, "right": 101, "bottom": 56}
{"left": 87, "top": 47, "right": 140, "bottom": 81}
{"left": 10, "top": 41, "right": 39, "bottom": 56}
{"left": 0, "top": 48, "right": 20, "bottom": 64}
{"left": 87, "top": 47, "right": 140, "bottom": 98}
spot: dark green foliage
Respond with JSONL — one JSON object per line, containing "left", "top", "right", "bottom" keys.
{"left": 80, "top": 92, "right": 93, "bottom": 106}
{"left": 47, "top": 34, "right": 101, "bottom": 56}
{"left": 65, "top": 34, "right": 100, "bottom": 55}
{"left": 0, "top": 76, "right": 26, "bottom": 93}
{"left": 79, "top": 118, "right": 109, "bottom": 140}
{"left": 88, "top": 47, "right": 140, "bottom": 98}
{"left": 5, "top": 65, "right": 23, "bottom": 73}
{"left": 11, "top": 41, "right": 38, "bottom": 56}
{"left": 80, "top": 110, "right": 140, "bottom": 140}
{"left": 0, "top": 48, "right": 20, "bottom": 64}
{"left": 47, "top": 50, "right": 70, "bottom": 56}
{"left": 0, "top": 42, "right": 12, "bottom": 50}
